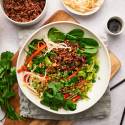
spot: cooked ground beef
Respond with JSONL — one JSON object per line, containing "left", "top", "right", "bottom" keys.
{"left": 3, "top": 0, "right": 45, "bottom": 22}
{"left": 47, "top": 40, "right": 86, "bottom": 73}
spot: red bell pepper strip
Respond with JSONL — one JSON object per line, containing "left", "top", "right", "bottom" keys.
{"left": 71, "top": 95, "right": 81, "bottom": 102}
{"left": 64, "top": 93, "right": 70, "bottom": 99}
{"left": 17, "top": 65, "right": 27, "bottom": 73}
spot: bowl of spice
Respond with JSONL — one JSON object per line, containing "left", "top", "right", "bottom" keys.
{"left": 0, "top": 0, "right": 47, "bottom": 26}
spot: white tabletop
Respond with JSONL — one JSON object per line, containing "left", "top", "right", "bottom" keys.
{"left": 0, "top": 0, "right": 125, "bottom": 125}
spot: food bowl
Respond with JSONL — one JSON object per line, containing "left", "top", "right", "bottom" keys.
{"left": 0, "top": 0, "right": 47, "bottom": 26}
{"left": 60, "top": 0, "right": 105, "bottom": 16}
{"left": 16, "top": 21, "right": 111, "bottom": 114}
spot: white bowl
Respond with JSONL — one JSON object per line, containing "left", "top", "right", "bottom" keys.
{"left": 60, "top": 0, "right": 104, "bottom": 16}
{"left": 16, "top": 21, "right": 111, "bottom": 115}
{"left": 0, "top": 0, "right": 47, "bottom": 26}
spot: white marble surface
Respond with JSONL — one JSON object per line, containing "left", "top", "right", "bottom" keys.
{"left": 0, "top": 0, "right": 125, "bottom": 125}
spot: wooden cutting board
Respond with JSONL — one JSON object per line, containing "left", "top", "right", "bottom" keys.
{"left": 4, "top": 10, "right": 121, "bottom": 125}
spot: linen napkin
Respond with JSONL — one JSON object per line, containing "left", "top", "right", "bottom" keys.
{"left": 18, "top": 29, "right": 110, "bottom": 120}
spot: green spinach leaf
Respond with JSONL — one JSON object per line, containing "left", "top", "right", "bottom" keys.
{"left": 48, "top": 27, "right": 65, "bottom": 42}
{"left": 79, "top": 38, "right": 99, "bottom": 48}
{"left": 84, "top": 48, "right": 98, "bottom": 54}
{"left": 66, "top": 29, "right": 84, "bottom": 42}
{"left": 67, "top": 29, "right": 84, "bottom": 37}
{"left": 79, "top": 38, "right": 99, "bottom": 54}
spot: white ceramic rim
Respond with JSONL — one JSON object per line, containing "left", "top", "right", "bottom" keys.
{"left": 106, "top": 16, "right": 125, "bottom": 36}
{"left": 16, "top": 21, "right": 111, "bottom": 115}
{"left": 60, "top": 0, "right": 105, "bottom": 16}
{"left": 0, "top": 0, "right": 47, "bottom": 25}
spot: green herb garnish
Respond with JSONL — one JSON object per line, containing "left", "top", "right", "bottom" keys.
{"left": 41, "top": 82, "right": 77, "bottom": 111}
{"left": 0, "top": 51, "right": 22, "bottom": 120}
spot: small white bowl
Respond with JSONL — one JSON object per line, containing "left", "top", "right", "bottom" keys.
{"left": 106, "top": 16, "right": 125, "bottom": 36}
{"left": 60, "top": 0, "right": 104, "bottom": 16}
{"left": 0, "top": 0, "right": 47, "bottom": 26}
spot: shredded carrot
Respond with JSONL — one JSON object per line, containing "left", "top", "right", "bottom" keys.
{"left": 76, "top": 80, "right": 86, "bottom": 86}
{"left": 26, "top": 44, "right": 46, "bottom": 64}
{"left": 17, "top": 65, "right": 27, "bottom": 73}
{"left": 67, "top": 68, "right": 80, "bottom": 80}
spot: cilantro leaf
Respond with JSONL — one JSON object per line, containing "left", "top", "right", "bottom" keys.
{"left": 63, "top": 100, "right": 76, "bottom": 111}
{"left": 41, "top": 82, "right": 77, "bottom": 111}
{"left": 48, "top": 82, "right": 63, "bottom": 95}
{"left": 1, "top": 51, "right": 14, "bottom": 60}
{"left": 0, "top": 51, "right": 22, "bottom": 120}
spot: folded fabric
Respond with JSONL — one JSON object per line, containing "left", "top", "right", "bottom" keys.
{"left": 19, "top": 88, "right": 110, "bottom": 120}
